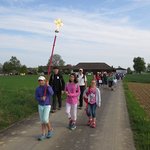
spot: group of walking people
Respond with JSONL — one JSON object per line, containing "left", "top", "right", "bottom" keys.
{"left": 94, "top": 71, "right": 119, "bottom": 90}
{"left": 35, "top": 67, "right": 101, "bottom": 141}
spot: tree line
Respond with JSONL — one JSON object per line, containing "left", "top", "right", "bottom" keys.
{"left": 0, "top": 55, "right": 149, "bottom": 75}
{"left": 0, "top": 54, "right": 65, "bottom": 75}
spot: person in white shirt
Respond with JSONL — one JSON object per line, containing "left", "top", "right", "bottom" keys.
{"left": 77, "top": 68, "right": 87, "bottom": 109}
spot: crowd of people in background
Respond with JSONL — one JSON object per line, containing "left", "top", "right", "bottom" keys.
{"left": 94, "top": 71, "right": 124, "bottom": 90}
{"left": 35, "top": 67, "right": 124, "bottom": 140}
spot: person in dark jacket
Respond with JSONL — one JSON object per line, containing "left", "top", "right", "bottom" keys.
{"left": 49, "top": 66, "right": 65, "bottom": 113}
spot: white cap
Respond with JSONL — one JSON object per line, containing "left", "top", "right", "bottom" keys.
{"left": 38, "top": 76, "right": 46, "bottom": 81}
{"left": 79, "top": 68, "right": 83, "bottom": 72}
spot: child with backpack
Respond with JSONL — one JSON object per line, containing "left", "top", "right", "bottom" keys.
{"left": 83, "top": 79, "right": 101, "bottom": 128}
{"left": 65, "top": 73, "right": 80, "bottom": 130}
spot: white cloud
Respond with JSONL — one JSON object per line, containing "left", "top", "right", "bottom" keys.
{"left": 132, "top": 0, "right": 150, "bottom": 2}
{"left": 0, "top": 6, "right": 150, "bottom": 69}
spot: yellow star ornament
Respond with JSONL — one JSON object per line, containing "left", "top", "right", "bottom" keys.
{"left": 54, "top": 19, "right": 63, "bottom": 33}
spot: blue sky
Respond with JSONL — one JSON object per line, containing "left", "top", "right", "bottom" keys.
{"left": 0, "top": 0, "right": 150, "bottom": 69}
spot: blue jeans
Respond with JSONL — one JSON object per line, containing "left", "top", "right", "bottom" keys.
{"left": 38, "top": 105, "right": 51, "bottom": 124}
{"left": 87, "top": 103, "right": 97, "bottom": 118}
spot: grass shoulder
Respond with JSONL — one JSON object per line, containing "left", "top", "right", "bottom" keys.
{"left": 123, "top": 81, "right": 150, "bottom": 149}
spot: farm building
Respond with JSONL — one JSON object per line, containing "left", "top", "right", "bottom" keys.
{"left": 38, "top": 63, "right": 115, "bottom": 75}
{"left": 73, "top": 62, "right": 115, "bottom": 74}
{"left": 115, "top": 67, "right": 127, "bottom": 74}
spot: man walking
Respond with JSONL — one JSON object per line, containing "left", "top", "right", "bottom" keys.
{"left": 49, "top": 66, "right": 65, "bottom": 113}
{"left": 77, "top": 68, "right": 87, "bottom": 109}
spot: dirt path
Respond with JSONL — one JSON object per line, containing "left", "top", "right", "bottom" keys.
{"left": 0, "top": 81, "right": 135, "bottom": 150}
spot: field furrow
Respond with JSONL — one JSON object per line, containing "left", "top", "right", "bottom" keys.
{"left": 128, "top": 82, "right": 150, "bottom": 117}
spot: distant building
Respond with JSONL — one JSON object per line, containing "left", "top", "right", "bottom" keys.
{"left": 73, "top": 62, "right": 115, "bottom": 74}
{"left": 27, "top": 68, "right": 37, "bottom": 75}
{"left": 115, "top": 67, "right": 127, "bottom": 74}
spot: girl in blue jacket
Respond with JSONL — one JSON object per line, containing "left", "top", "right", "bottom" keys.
{"left": 35, "top": 76, "right": 54, "bottom": 141}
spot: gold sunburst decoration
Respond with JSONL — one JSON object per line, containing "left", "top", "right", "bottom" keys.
{"left": 54, "top": 19, "right": 63, "bottom": 33}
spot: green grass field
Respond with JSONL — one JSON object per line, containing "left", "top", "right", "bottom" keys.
{"left": 0, "top": 75, "right": 38, "bottom": 130}
{"left": 0, "top": 74, "right": 93, "bottom": 130}
{"left": 123, "top": 74, "right": 150, "bottom": 149}
{"left": 124, "top": 73, "right": 150, "bottom": 83}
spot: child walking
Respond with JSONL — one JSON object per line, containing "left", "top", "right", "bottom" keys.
{"left": 65, "top": 73, "right": 80, "bottom": 130}
{"left": 35, "top": 76, "right": 54, "bottom": 140}
{"left": 83, "top": 79, "right": 101, "bottom": 128}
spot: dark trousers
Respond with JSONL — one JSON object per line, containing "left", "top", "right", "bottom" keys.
{"left": 79, "top": 86, "right": 85, "bottom": 107}
{"left": 52, "top": 92, "right": 62, "bottom": 110}
{"left": 108, "top": 81, "right": 113, "bottom": 87}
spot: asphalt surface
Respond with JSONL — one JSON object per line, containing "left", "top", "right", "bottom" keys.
{"left": 0, "top": 81, "right": 136, "bottom": 150}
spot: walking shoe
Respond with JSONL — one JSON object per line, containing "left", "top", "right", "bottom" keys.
{"left": 38, "top": 134, "right": 46, "bottom": 141}
{"left": 51, "top": 110, "right": 56, "bottom": 113}
{"left": 87, "top": 119, "right": 92, "bottom": 126}
{"left": 70, "top": 123, "right": 76, "bottom": 130}
{"left": 46, "top": 130, "right": 54, "bottom": 138}
{"left": 90, "top": 122, "right": 96, "bottom": 128}
{"left": 68, "top": 119, "right": 73, "bottom": 129}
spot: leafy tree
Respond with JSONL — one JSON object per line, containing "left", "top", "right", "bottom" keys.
{"left": 38, "top": 66, "right": 44, "bottom": 73}
{"left": 127, "top": 67, "right": 132, "bottom": 74}
{"left": 47, "top": 54, "right": 65, "bottom": 67}
{"left": 133, "top": 57, "right": 146, "bottom": 73}
{"left": 20, "top": 65, "right": 27, "bottom": 74}
{"left": 146, "top": 63, "right": 150, "bottom": 72}
{"left": 9, "top": 56, "right": 21, "bottom": 71}
{"left": 0, "top": 63, "right": 3, "bottom": 73}
{"left": 3, "top": 62, "right": 12, "bottom": 73}
{"left": 3, "top": 56, "right": 22, "bottom": 74}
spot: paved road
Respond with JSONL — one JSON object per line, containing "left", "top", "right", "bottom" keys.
{"left": 0, "top": 81, "right": 136, "bottom": 150}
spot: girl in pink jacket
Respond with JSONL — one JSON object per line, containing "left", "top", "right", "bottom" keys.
{"left": 65, "top": 73, "right": 80, "bottom": 130}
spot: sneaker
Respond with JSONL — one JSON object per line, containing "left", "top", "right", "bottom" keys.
{"left": 46, "top": 130, "right": 54, "bottom": 138}
{"left": 90, "top": 122, "right": 96, "bottom": 128}
{"left": 38, "top": 134, "right": 46, "bottom": 141}
{"left": 87, "top": 119, "right": 92, "bottom": 126}
{"left": 70, "top": 123, "right": 76, "bottom": 130}
{"left": 68, "top": 119, "right": 72, "bottom": 129}
{"left": 51, "top": 110, "right": 56, "bottom": 113}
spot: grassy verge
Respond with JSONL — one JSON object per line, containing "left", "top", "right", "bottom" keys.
{"left": 123, "top": 82, "right": 150, "bottom": 150}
